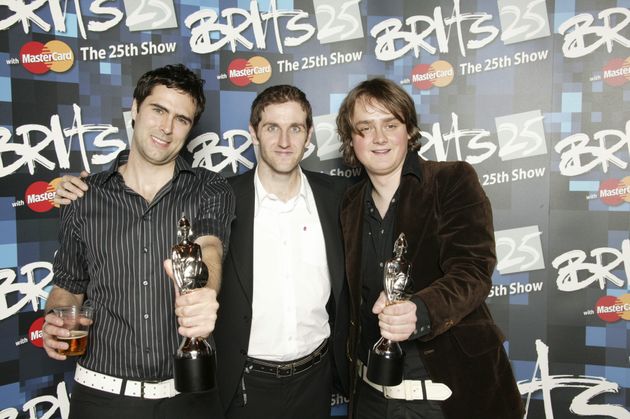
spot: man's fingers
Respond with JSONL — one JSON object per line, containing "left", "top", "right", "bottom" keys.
{"left": 378, "top": 319, "right": 416, "bottom": 342}
{"left": 66, "top": 173, "right": 89, "bottom": 191}
{"left": 174, "top": 288, "right": 218, "bottom": 338}
{"left": 371, "top": 291, "right": 388, "bottom": 314}
{"left": 44, "top": 346, "right": 67, "bottom": 361}
{"left": 42, "top": 317, "right": 70, "bottom": 360}
{"left": 54, "top": 177, "right": 87, "bottom": 205}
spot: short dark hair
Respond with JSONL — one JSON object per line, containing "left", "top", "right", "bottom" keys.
{"left": 249, "top": 85, "right": 313, "bottom": 131}
{"left": 133, "top": 64, "right": 206, "bottom": 126}
{"left": 336, "top": 78, "right": 421, "bottom": 167}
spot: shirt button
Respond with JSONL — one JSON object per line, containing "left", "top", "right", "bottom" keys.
{"left": 143, "top": 314, "right": 149, "bottom": 320}
{"left": 379, "top": 262, "right": 384, "bottom": 267}
{"left": 143, "top": 247, "right": 148, "bottom": 253}
{"left": 143, "top": 281, "right": 148, "bottom": 286}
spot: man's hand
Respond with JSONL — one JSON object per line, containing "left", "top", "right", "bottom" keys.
{"left": 42, "top": 312, "right": 71, "bottom": 361}
{"left": 372, "top": 291, "right": 417, "bottom": 342}
{"left": 54, "top": 170, "right": 90, "bottom": 206}
{"left": 163, "top": 259, "right": 219, "bottom": 338}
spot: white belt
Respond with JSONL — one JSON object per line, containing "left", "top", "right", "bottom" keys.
{"left": 358, "top": 360, "right": 452, "bottom": 401}
{"left": 75, "top": 364, "right": 179, "bottom": 399}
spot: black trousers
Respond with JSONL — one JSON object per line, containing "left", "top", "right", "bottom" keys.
{"left": 69, "top": 383, "right": 224, "bottom": 419}
{"left": 355, "top": 379, "right": 445, "bottom": 419}
{"left": 225, "top": 350, "right": 331, "bottom": 419}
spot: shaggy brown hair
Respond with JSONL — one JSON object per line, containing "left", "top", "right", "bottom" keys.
{"left": 336, "top": 78, "right": 421, "bottom": 167}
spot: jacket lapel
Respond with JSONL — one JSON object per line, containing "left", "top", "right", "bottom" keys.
{"left": 307, "top": 173, "right": 344, "bottom": 302}
{"left": 340, "top": 180, "right": 368, "bottom": 309}
{"left": 228, "top": 171, "right": 256, "bottom": 304}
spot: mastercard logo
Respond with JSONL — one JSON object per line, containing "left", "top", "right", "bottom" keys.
{"left": 227, "top": 56, "right": 272, "bottom": 87}
{"left": 411, "top": 60, "right": 454, "bottom": 90}
{"left": 602, "top": 57, "right": 630, "bottom": 87}
{"left": 28, "top": 317, "right": 45, "bottom": 348}
{"left": 19, "top": 40, "right": 74, "bottom": 75}
{"left": 595, "top": 294, "right": 630, "bottom": 322}
{"left": 597, "top": 177, "right": 630, "bottom": 206}
{"left": 25, "top": 178, "right": 62, "bottom": 213}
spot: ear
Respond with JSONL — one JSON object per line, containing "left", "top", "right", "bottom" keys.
{"left": 249, "top": 125, "right": 259, "bottom": 145}
{"left": 131, "top": 99, "right": 138, "bottom": 122}
{"left": 305, "top": 126, "right": 314, "bottom": 148}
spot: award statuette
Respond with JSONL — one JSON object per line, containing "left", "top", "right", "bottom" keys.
{"left": 367, "top": 233, "right": 413, "bottom": 386}
{"left": 171, "top": 215, "right": 216, "bottom": 392}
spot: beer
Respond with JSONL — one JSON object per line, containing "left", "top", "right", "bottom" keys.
{"left": 57, "top": 330, "right": 88, "bottom": 356}
{"left": 53, "top": 305, "right": 93, "bottom": 356}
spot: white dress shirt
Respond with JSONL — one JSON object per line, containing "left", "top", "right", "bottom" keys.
{"left": 248, "top": 167, "right": 331, "bottom": 361}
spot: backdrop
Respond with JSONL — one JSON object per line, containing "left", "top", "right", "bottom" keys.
{"left": 0, "top": 1, "right": 629, "bottom": 418}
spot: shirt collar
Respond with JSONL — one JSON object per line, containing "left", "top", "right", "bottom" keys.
{"left": 364, "top": 151, "right": 422, "bottom": 210}
{"left": 254, "top": 166, "right": 312, "bottom": 215}
{"left": 99, "top": 150, "right": 196, "bottom": 185}
{"left": 401, "top": 151, "right": 423, "bottom": 181}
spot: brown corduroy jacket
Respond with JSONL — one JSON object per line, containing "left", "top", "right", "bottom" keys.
{"left": 341, "top": 157, "right": 524, "bottom": 419}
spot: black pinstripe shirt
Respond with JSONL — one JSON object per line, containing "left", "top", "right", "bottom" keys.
{"left": 53, "top": 151, "right": 235, "bottom": 380}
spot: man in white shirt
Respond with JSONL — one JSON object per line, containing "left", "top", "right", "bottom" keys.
{"left": 216, "top": 85, "right": 349, "bottom": 419}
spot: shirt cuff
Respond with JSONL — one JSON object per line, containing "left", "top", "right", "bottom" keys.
{"left": 409, "top": 295, "right": 432, "bottom": 339}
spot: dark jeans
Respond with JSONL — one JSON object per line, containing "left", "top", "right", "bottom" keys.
{"left": 69, "top": 383, "right": 224, "bottom": 419}
{"left": 226, "top": 350, "right": 331, "bottom": 419}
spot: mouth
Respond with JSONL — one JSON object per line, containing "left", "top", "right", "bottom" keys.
{"left": 371, "top": 149, "right": 390, "bottom": 155}
{"left": 152, "top": 136, "right": 170, "bottom": 148}
{"left": 275, "top": 150, "right": 294, "bottom": 157}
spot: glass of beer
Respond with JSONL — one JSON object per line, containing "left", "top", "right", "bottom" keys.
{"left": 53, "top": 305, "right": 93, "bottom": 356}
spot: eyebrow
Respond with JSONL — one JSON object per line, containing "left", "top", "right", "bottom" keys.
{"left": 261, "top": 121, "right": 306, "bottom": 128}
{"left": 354, "top": 116, "right": 400, "bottom": 125}
{"left": 150, "top": 102, "right": 193, "bottom": 125}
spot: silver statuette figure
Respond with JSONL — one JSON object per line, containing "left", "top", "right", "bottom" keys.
{"left": 366, "top": 233, "right": 413, "bottom": 386}
{"left": 171, "top": 215, "right": 216, "bottom": 392}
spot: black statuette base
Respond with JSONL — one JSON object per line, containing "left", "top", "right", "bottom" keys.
{"left": 174, "top": 353, "right": 216, "bottom": 392}
{"left": 366, "top": 350, "right": 404, "bottom": 387}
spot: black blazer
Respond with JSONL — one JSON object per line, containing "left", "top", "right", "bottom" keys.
{"left": 214, "top": 169, "right": 350, "bottom": 411}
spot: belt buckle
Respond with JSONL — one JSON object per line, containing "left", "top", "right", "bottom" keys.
{"left": 140, "top": 380, "right": 161, "bottom": 399}
{"left": 276, "top": 363, "right": 293, "bottom": 378}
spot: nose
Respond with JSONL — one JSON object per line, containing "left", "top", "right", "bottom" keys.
{"left": 160, "top": 115, "right": 174, "bottom": 135}
{"left": 372, "top": 125, "right": 388, "bottom": 144}
{"left": 277, "top": 130, "right": 291, "bottom": 147}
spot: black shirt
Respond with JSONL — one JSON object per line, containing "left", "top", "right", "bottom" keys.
{"left": 53, "top": 151, "right": 235, "bottom": 380}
